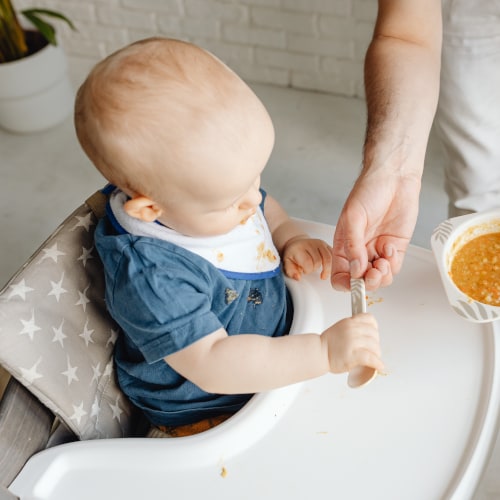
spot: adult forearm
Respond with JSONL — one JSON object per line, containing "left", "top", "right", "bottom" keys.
{"left": 363, "top": 37, "right": 440, "bottom": 179}
{"left": 363, "top": 2, "right": 442, "bottom": 181}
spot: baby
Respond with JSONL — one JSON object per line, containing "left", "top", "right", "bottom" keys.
{"left": 74, "top": 37, "right": 384, "bottom": 435}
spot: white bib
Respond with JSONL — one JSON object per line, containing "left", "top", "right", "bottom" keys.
{"left": 108, "top": 189, "right": 281, "bottom": 277}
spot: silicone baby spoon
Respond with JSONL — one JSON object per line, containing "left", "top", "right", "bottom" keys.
{"left": 347, "top": 278, "right": 378, "bottom": 388}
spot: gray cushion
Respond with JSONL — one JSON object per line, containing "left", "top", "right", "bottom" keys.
{"left": 0, "top": 202, "right": 136, "bottom": 440}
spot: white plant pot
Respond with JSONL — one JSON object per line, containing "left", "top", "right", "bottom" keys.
{"left": 0, "top": 42, "right": 74, "bottom": 133}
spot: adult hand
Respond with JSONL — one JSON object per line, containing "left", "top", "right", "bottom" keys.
{"left": 331, "top": 169, "right": 420, "bottom": 291}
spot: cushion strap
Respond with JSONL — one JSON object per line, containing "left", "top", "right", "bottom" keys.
{"left": 85, "top": 189, "right": 108, "bottom": 219}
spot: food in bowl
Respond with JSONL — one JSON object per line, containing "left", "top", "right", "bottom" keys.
{"left": 449, "top": 232, "right": 500, "bottom": 306}
{"left": 431, "top": 210, "right": 500, "bottom": 322}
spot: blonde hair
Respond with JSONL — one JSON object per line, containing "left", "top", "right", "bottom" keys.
{"left": 74, "top": 37, "right": 254, "bottom": 204}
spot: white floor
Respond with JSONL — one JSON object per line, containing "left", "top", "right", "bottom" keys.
{"left": 1, "top": 81, "right": 499, "bottom": 499}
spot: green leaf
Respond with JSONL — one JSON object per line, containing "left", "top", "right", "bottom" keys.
{"left": 21, "top": 11, "right": 55, "bottom": 44}
{"left": 21, "top": 8, "right": 76, "bottom": 46}
{"left": 22, "top": 8, "right": 76, "bottom": 31}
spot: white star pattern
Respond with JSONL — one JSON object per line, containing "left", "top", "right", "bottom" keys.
{"left": 91, "top": 362, "right": 102, "bottom": 384}
{"left": 109, "top": 396, "right": 124, "bottom": 422}
{"left": 103, "top": 361, "right": 113, "bottom": 377}
{"left": 106, "top": 328, "right": 119, "bottom": 348}
{"left": 8, "top": 279, "right": 34, "bottom": 300}
{"left": 19, "top": 357, "right": 43, "bottom": 385}
{"left": 48, "top": 273, "right": 68, "bottom": 302}
{"left": 19, "top": 310, "right": 42, "bottom": 341}
{"left": 1, "top": 204, "right": 130, "bottom": 439}
{"left": 52, "top": 319, "right": 67, "bottom": 347}
{"left": 75, "top": 285, "right": 91, "bottom": 311}
{"left": 70, "top": 401, "right": 87, "bottom": 425}
{"left": 79, "top": 319, "right": 95, "bottom": 346}
{"left": 61, "top": 356, "right": 79, "bottom": 385}
{"left": 71, "top": 213, "right": 94, "bottom": 232}
{"left": 39, "top": 243, "right": 66, "bottom": 263}
{"left": 77, "top": 246, "right": 94, "bottom": 267}
{"left": 91, "top": 396, "right": 100, "bottom": 418}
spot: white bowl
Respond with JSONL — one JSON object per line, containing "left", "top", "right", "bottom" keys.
{"left": 431, "top": 209, "right": 500, "bottom": 323}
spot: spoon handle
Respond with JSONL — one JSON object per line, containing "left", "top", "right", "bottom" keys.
{"left": 350, "top": 278, "right": 366, "bottom": 315}
{"left": 348, "top": 278, "right": 377, "bottom": 388}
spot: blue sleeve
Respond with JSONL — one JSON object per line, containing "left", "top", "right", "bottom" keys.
{"left": 100, "top": 236, "right": 224, "bottom": 364}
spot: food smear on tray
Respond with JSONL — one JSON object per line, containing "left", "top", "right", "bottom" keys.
{"left": 450, "top": 232, "right": 500, "bottom": 306}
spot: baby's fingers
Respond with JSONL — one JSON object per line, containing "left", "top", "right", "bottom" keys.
{"left": 316, "top": 243, "right": 333, "bottom": 280}
{"left": 283, "top": 259, "right": 304, "bottom": 281}
{"left": 285, "top": 241, "right": 332, "bottom": 280}
{"left": 351, "top": 312, "right": 379, "bottom": 332}
{"left": 352, "top": 348, "right": 385, "bottom": 373}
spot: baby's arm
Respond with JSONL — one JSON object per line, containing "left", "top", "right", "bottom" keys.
{"left": 164, "top": 313, "right": 383, "bottom": 394}
{"left": 264, "top": 194, "right": 332, "bottom": 280}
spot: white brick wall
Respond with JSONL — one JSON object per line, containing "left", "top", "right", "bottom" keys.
{"left": 15, "top": 0, "right": 377, "bottom": 98}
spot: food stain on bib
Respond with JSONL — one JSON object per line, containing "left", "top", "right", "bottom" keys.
{"left": 256, "top": 242, "right": 277, "bottom": 266}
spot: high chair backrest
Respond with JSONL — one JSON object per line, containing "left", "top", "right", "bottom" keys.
{"left": 0, "top": 191, "right": 140, "bottom": 491}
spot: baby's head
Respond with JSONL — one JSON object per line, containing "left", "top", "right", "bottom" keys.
{"left": 75, "top": 37, "right": 274, "bottom": 236}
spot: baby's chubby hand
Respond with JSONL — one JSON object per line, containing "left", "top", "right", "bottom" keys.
{"left": 282, "top": 237, "right": 332, "bottom": 281}
{"left": 321, "top": 313, "right": 384, "bottom": 375}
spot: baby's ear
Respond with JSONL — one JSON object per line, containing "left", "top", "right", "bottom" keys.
{"left": 123, "top": 195, "right": 163, "bottom": 222}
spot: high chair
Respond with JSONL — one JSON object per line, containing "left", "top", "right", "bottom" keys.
{"left": 1, "top": 191, "right": 499, "bottom": 500}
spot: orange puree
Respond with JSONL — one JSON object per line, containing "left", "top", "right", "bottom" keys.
{"left": 450, "top": 232, "right": 500, "bottom": 306}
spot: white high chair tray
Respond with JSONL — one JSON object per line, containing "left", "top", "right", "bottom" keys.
{"left": 10, "top": 220, "right": 500, "bottom": 500}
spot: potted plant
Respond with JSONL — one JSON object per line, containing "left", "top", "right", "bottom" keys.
{"left": 0, "top": 0, "right": 76, "bottom": 133}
